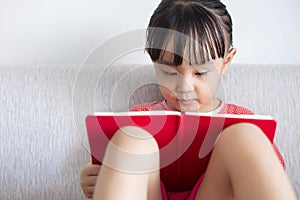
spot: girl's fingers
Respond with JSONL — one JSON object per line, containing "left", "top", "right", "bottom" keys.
{"left": 84, "top": 186, "right": 95, "bottom": 198}
{"left": 86, "top": 186, "right": 95, "bottom": 193}
{"left": 80, "top": 164, "right": 101, "bottom": 179}
{"left": 88, "top": 164, "right": 101, "bottom": 175}
{"left": 86, "top": 175, "right": 98, "bottom": 186}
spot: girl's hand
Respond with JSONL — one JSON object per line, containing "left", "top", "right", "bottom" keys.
{"left": 80, "top": 163, "right": 101, "bottom": 198}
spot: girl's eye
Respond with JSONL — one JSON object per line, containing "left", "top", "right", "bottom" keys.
{"left": 195, "top": 72, "right": 208, "bottom": 76}
{"left": 163, "top": 71, "right": 177, "bottom": 75}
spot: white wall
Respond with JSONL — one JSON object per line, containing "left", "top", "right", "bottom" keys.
{"left": 223, "top": 0, "right": 300, "bottom": 65}
{"left": 0, "top": 0, "right": 299, "bottom": 65}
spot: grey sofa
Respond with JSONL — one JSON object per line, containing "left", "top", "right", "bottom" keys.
{"left": 0, "top": 64, "right": 299, "bottom": 199}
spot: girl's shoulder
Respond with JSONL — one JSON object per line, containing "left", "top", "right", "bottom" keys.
{"left": 219, "top": 103, "right": 254, "bottom": 115}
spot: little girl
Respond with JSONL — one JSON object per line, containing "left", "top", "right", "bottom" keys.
{"left": 80, "top": 0, "right": 297, "bottom": 199}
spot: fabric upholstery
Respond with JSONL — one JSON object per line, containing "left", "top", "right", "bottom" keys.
{"left": 0, "top": 64, "right": 299, "bottom": 199}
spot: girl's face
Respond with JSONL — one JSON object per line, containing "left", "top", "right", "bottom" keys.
{"left": 153, "top": 49, "right": 235, "bottom": 112}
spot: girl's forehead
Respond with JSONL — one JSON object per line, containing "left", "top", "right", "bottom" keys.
{"left": 161, "top": 33, "right": 199, "bottom": 53}
{"left": 158, "top": 32, "right": 216, "bottom": 64}
{"left": 147, "top": 27, "right": 227, "bottom": 66}
{"left": 159, "top": 42, "right": 210, "bottom": 64}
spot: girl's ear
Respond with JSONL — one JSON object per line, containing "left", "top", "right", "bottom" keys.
{"left": 221, "top": 48, "right": 237, "bottom": 75}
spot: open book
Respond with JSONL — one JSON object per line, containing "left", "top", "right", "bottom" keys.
{"left": 85, "top": 111, "right": 276, "bottom": 192}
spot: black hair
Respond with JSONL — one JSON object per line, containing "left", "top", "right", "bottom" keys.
{"left": 146, "top": 0, "right": 233, "bottom": 65}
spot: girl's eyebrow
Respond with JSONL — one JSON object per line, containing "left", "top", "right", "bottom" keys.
{"left": 155, "top": 60, "right": 216, "bottom": 69}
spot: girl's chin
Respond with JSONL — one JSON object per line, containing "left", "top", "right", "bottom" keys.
{"left": 166, "top": 99, "right": 200, "bottom": 112}
{"left": 178, "top": 99, "right": 197, "bottom": 106}
{"left": 177, "top": 100, "right": 200, "bottom": 112}
{"left": 167, "top": 99, "right": 217, "bottom": 112}
{"left": 173, "top": 101, "right": 218, "bottom": 112}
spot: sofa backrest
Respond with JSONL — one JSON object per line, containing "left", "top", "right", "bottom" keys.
{"left": 0, "top": 64, "right": 299, "bottom": 199}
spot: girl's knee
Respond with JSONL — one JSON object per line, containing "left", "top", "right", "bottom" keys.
{"left": 220, "top": 123, "right": 270, "bottom": 145}
{"left": 102, "top": 126, "right": 160, "bottom": 173}
{"left": 111, "top": 126, "right": 159, "bottom": 154}
{"left": 214, "top": 123, "right": 273, "bottom": 156}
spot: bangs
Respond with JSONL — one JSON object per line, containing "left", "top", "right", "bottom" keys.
{"left": 146, "top": 3, "right": 227, "bottom": 66}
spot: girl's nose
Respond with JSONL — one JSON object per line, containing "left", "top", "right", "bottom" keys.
{"left": 176, "top": 75, "right": 195, "bottom": 93}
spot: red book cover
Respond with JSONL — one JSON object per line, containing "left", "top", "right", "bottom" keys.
{"left": 85, "top": 111, "right": 276, "bottom": 192}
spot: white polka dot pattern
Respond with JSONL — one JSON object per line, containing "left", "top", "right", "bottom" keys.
{"left": 129, "top": 101, "right": 285, "bottom": 169}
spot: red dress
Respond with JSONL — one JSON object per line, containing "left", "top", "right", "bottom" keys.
{"left": 130, "top": 100, "right": 285, "bottom": 200}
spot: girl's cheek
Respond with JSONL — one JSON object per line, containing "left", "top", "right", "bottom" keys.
{"left": 157, "top": 77, "right": 177, "bottom": 90}
{"left": 201, "top": 73, "right": 220, "bottom": 94}
{"left": 159, "top": 85, "right": 176, "bottom": 97}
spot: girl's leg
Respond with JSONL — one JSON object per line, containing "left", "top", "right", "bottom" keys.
{"left": 93, "top": 126, "right": 163, "bottom": 200}
{"left": 195, "top": 123, "right": 297, "bottom": 200}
